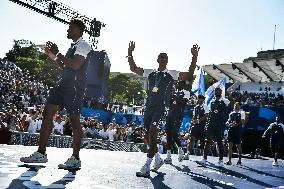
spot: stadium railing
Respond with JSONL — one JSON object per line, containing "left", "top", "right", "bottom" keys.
{"left": 9, "top": 131, "right": 147, "bottom": 153}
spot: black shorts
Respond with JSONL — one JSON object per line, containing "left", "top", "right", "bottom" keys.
{"left": 270, "top": 138, "right": 281, "bottom": 149}
{"left": 189, "top": 123, "right": 205, "bottom": 139}
{"left": 144, "top": 105, "right": 165, "bottom": 133}
{"left": 205, "top": 124, "right": 224, "bottom": 142}
{"left": 227, "top": 127, "right": 241, "bottom": 144}
{"left": 47, "top": 86, "right": 84, "bottom": 115}
{"left": 165, "top": 116, "right": 182, "bottom": 137}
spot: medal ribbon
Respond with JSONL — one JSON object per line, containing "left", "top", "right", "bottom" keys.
{"left": 154, "top": 72, "right": 164, "bottom": 87}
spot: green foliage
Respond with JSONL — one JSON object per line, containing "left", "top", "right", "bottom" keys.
{"left": 5, "top": 39, "right": 61, "bottom": 86}
{"left": 108, "top": 74, "right": 146, "bottom": 105}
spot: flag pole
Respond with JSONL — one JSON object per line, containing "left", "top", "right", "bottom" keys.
{"left": 273, "top": 25, "right": 276, "bottom": 50}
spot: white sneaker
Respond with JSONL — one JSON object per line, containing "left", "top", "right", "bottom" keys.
{"left": 164, "top": 157, "right": 172, "bottom": 164}
{"left": 151, "top": 158, "right": 164, "bottom": 172}
{"left": 20, "top": 151, "right": 48, "bottom": 163}
{"left": 178, "top": 149, "right": 184, "bottom": 162}
{"left": 196, "top": 158, "right": 208, "bottom": 166}
{"left": 136, "top": 164, "right": 150, "bottom": 177}
{"left": 58, "top": 156, "right": 81, "bottom": 169}
{"left": 216, "top": 160, "right": 224, "bottom": 167}
{"left": 183, "top": 153, "right": 189, "bottom": 160}
{"left": 272, "top": 161, "right": 278, "bottom": 166}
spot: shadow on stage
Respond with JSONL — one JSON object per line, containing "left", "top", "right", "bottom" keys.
{"left": 149, "top": 171, "right": 171, "bottom": 189}
{"left": 7, "top": 164, "right": 78, "bottom": 189}
{"left": 169, "top": 162, "right": 276, "bottom": 189}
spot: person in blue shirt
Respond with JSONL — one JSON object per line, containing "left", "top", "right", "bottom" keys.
{"left": 196, "top": 87, "right": 231, "bottom": 167}
{"left": 225, "top": 102, "right": 245, "bottom": 165}
{"left": 262, "top": 116, "right": 284, "bottom": 166}
{"left": 127, "top": 41, "right": 200, "bottom": 177}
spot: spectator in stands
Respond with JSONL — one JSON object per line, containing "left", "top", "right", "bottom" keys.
{"left": 132, "top": 126, "right": 144, "bottom": 143}
{"left": 53, "top": 115, "right": 64, "bottom": 135}
{"left": 262, "top": 116, "right": 284, "bottom": 166}
{"left": 36, "top": 114, "right": 43, "bottom": 133}
{"left": 114, "top": 126, "right": 125, "bottom": 141}
{"left": 98, "top": 123, "right": 109, "bottom": 140}
{"left": 20, "top": 19, "right": 91, "bottom": 170}
{"left": 0, "top": 114, "right": 12, "bottom": 144}
{"left": 20, "top": 113, "right": 29, "bottom": 132}
{"left": 27, "top": 110, "right": 38, "bottom": 134}
{"left": 63, "top": 118, "right": 72, "bottom": 136}
{"left": 107, "top": 123, "right": 115, "bottom": 141}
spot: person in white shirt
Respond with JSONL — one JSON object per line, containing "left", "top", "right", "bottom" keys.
{"left": 20, "top": 19, "right": 91, "bottom": 169}
{"left": 53, "top": 115, "right": 64, "bottom": 135}
{"left": 36, "top": 115, "right": 43, "bottom": 133}
{"left": 99, "top": 124, "right": 109, "bottom": 140}
{"left": 107, "top": 124, "right": 115, "bottom": 141}
{"left": 27, "top": 111, "right": 38, "bottom": 134}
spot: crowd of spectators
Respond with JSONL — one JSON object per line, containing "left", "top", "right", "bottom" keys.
{"left": 83, "top": 96, "right": 145, "bottom": 115}
{"left": 231, "top": 90, "right": 284, "bottom": 107}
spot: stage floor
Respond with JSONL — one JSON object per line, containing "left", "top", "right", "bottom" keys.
{"left": 0, "top": 144, "right": 283, "bottom": 189}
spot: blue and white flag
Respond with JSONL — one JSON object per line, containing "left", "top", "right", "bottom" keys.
{"left": 191, "top": 68, "right": 205, "bottom": 96}
{"left": 205, "top": 78, "right": 226, "bottom": 106}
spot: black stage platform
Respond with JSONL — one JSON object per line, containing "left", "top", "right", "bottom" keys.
{"left": 0, "top": 144, "right": 283, "bottom": 189}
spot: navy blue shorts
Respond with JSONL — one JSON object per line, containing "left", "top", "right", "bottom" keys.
{"left": 227, "top": 128, "right": 241, "bottom": 144}
{"left": 165, "top": 116, "right": 182, "bottom": 136}
{"left": 205, "top": 124, "right": 224, "bottom": 142}
{"left": 46, "top": 86, "right": 84, "bottom": 115}
{"left": 270, "top": 138, "right": 281, "bottom": 149}
{"left": 189, "top": 123, "right": 206, "bottom": 139}
{"left": 144, "top": 105, "right": 165, "bottom": 133}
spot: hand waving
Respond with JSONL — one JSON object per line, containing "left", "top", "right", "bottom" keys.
{"left": 128, "top": 41, "right": 135, "bottom": 53}
{"left": 191, "top": 44, "right": 200, "bottom": 57}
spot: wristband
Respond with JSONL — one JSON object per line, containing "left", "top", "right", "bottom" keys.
{"left": 56, "top": 52, "right": 60, "bottom": 57}
{"left": 126, "top": 55, "right": 133, "bottom": 58}
{"left": 53, "top": 56, "right": 58, "bottom": 61}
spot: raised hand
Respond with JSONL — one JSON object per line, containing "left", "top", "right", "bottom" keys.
{"left": 128, "top": 41, "right": 135, "bottom": 53}
{"left": 46, "top": 41, "right": 59, "bottom": 54}
{"left": 191, "top": 44, "right": 200, "bottom": 57}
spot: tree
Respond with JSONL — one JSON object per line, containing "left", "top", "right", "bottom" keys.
{"left": 5, "top": 39, "right": 61, "bottom": 86}
{"left": 108, "top": 74, "right": 146, "bottom": 105}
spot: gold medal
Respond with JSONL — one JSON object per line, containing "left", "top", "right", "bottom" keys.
{"left": 173, "top": 101, "right": 176, "bottom": 104}
{"left": 152, "top": 86, "right": 159, "bottom": 93}
{"left": 214, "top": 110, "right": 218, "bottom": 113}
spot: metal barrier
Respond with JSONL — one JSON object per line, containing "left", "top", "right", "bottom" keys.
{"left": 9, "top": 132, "right": 147, "bottom": 153}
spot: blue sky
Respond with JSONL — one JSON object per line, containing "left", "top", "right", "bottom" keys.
{"left": 0, "top": 0, "right": 283, "bottom": 73}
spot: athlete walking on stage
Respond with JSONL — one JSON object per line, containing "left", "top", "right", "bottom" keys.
{"left": 225, "top": 102, "right": 245, "bottom": 165}
{"left": 127, "top": 41, "right": 200, "bottom": 177}
{"left": 196, "top": 87, "right": 231, "bottom": 167}
{"left": 262, "top": 116, "right": 284, "bottom": 166}
{"left": 20, "top": 19, "right": 91, "bottom": 169}
{"left": 183, "top": 94, "right": 209, "bottom": 160}
{"left": 164, "top": 82, "right": 189, "bottom": 164}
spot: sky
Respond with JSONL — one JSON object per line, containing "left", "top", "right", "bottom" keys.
{"left": 0, "top": 0, "right": 284, "bottom": 73}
